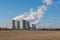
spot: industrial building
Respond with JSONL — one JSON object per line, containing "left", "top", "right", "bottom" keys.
{"left": 12, "top": 20, "right": 36, "bottom": 30}
{"left": 26, "top": 21, "right": 30, "bottom": 30}
{"left": 22, "top": 20, "right": 27, "bottom": 29}
{"left": 16, "top": 21, "right": 20, "bottom": 30}
{"left": 20, "top": 20, "right": 30, "bottom": 30}
{"left": 32, "top": 24, "right": 36, "bottom": 30}
{"left": 12, "top": 20, "right": 16, "bottom": 30}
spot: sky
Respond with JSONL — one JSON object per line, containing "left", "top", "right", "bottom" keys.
{"left": 0, "top": 0, "right": 60, "bottom": 28}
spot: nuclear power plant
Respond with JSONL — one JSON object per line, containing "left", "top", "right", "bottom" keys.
{"left": 11, "top": 20, "right": 36, "bottom": 30}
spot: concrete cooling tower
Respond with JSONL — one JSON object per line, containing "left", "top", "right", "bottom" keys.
{"left": 12, "top": 20, "right": 36, "bottom": 30}
{"left": 16, "top": 21, "right": 20, "bottom": 30}
{"left": 12, "top": 20, "right": 16, "bottom": 30}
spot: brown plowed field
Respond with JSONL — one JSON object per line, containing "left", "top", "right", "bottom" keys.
{"left": 0, "top": 30, "right": 60, "bottom": 40}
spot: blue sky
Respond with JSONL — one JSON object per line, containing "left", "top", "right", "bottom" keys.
{"left": 0, "top": 0, "right": 60, "bottom": 28}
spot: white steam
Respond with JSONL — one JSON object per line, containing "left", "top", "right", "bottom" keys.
{"left": 43, "top": 0, "right": 52, "bottom": 5}
{"left": 13, "top": 0, "right": 52, "bottom": 24}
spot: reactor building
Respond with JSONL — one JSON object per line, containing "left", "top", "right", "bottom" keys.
{"left": 11, "top": 20, "right": 36, "bottom": 30}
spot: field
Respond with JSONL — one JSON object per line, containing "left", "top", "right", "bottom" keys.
{"left": 0, "top": 30, "right": 60, "bottom": 40}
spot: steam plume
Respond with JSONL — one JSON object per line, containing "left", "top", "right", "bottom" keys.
{"left": 43, "top": 0, "right": 52, "bottom": 5}
{"left": 13, "top": 0, "right": 52, "bottom": 24}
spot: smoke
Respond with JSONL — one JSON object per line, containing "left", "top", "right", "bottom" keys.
{"left": 43, "top": 0, "right": 52, "bottom": 6}
{"left": 13, "top": 0, "right": 52, "bottom": 24}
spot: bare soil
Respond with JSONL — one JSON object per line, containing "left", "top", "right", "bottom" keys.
{"left": 0, "top": 30, "right": 60, "bottom": 40}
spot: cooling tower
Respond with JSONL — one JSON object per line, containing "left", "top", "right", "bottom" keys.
{"left": 19, "top": 20, "right": 26, "bottom": 29}
{"left": 12, "top": 20, "right": 31, "bottom": 30}
{"left": 32, "top": 24, "right": 36, "bottom": 30}
{"left": 26, "top": 21, "right": 30, "bottom": 30}
{"left": 20, "top": 20, "right": 30, "bottom": 30}
{"left": 12, "top": 20, "right": 16, "bottom": 30}
{"left": 17, "top": 21, "right": 20, "bottom": 30}
{"left": 22, "top": 20, "right": 26, "bottom": 29}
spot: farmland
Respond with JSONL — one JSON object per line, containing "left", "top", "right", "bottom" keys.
{"left": 0, "top": 30, "right": 60, "bottom": 40}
